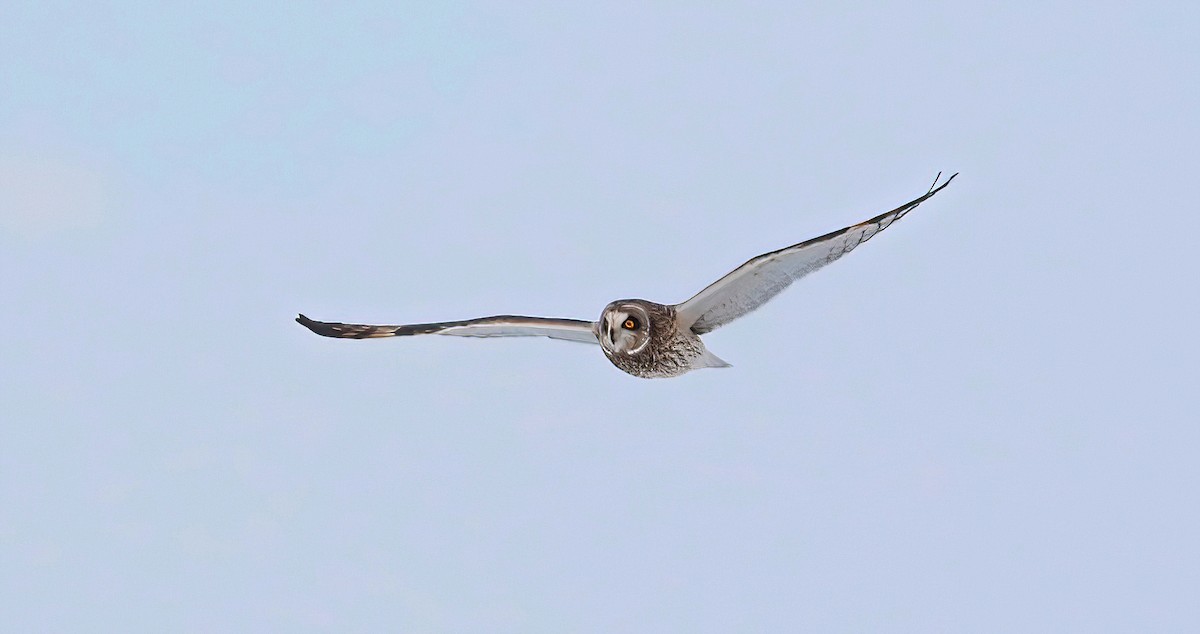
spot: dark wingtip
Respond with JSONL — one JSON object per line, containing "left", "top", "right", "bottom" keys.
{"left": 918, "top": 171, "right": 959, "bottom": 200}
{"left": 935, "top": 171, "right": 959, "bottom": 191}
{"left": 296, "top": 314, "right": 320, "bottom": 332}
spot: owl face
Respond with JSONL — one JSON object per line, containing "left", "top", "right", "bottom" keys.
{"left": 599, "top": 301, "right": 655, "bottom": 356}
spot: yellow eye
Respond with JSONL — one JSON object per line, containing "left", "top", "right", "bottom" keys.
{"left": 623, "top": 318, "right": 638, "bottom": 330}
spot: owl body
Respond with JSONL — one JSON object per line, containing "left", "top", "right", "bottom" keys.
{"left": 597, "top": 300, "right": 728, "bottom": 378}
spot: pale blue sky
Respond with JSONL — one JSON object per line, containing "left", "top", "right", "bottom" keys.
{"left": 2, "top": 2, "right": 1197, "bottom": 632}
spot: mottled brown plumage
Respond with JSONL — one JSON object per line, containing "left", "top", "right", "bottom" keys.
{"left": 596, "top": 300, "right": 725, "bottom": 378}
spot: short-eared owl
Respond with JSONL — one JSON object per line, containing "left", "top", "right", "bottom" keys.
{"left": 298, "top": 173, "right": 956, "bottom": 378}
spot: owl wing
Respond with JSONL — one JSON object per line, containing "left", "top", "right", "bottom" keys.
{"left": 675, "top": 173, "right": 956, "bottom": 335}
{"left": 296, "top": 314, "right": 599, "bottom": 344}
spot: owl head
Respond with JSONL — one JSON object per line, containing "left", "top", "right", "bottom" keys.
{"left": 599, "top": 300, "right": 659, "bottom": 356}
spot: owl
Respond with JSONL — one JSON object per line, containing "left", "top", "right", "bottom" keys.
{"left": 298, "top": 173, "right": 956, "bottom": 378}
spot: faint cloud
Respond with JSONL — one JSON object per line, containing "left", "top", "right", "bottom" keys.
{"left": 0, "top": 155, "right": 112, "bottom": 236}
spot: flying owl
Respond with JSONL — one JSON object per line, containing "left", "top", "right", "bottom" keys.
{"left": 298, "top": 173, "right": 956, "bottom": 378}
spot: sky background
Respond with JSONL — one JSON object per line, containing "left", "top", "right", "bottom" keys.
{"left": 2, "top": 2, "right": 1197, "bottom": 632}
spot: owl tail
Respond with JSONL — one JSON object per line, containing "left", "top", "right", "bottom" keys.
{"left": 693, "top": 347, "right": 732, "bottom": 370}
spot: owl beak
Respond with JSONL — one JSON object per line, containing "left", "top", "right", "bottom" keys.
{"left": 603, "top": 314, "right": 629, "bottom": 351}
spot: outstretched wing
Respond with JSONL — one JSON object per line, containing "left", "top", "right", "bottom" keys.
{"left": 296, "top": 314, "right": 599, "bottom": 344}
{"left": 676, "top": 173, "right": 957, "bottom": 335}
